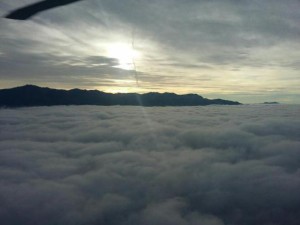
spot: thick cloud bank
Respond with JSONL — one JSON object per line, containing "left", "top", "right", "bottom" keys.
{"left": 0, "top": 105, "right": 299, "bottom": 225}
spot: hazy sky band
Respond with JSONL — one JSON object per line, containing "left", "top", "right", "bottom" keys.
{"left": 0, "top": 0, "right": 300, "bottom": 103}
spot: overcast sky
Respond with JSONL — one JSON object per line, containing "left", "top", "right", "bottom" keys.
{"left": 0, "top": 0, "right": 300, "bottom": 103}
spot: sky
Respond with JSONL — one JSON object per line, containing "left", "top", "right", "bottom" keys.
{"left": 1, "top": 105, "right": 300, "bottom": 225}
{"left": 0, "top": 0, "right": 300, "bottom": 103}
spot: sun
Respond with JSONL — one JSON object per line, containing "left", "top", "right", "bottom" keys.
{"left": 107, "top": 43, "right": 140, "bottom": 70}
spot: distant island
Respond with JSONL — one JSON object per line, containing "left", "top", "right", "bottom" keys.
{"left": 263, "top": 102, "right": 279, "bottom": 104}
{"left": 0, "top": 85, "right": 241, "bottom": 107}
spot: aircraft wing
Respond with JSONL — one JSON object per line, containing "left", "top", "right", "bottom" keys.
{"left": 5, "top": 0, "right": 83, "bottom": 20}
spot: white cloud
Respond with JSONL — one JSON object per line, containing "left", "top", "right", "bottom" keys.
{"left": 0, "top": 105, "right": 300, "bottom": 225}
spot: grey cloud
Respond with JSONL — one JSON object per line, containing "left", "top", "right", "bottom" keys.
{"left": 0, "top": 105, "right": 300, "bottom": 225}
{"left": 85, "top": 56, "right": 119, "bottom": 66}
{"left": 90, "top": 0, "right": 300, "bottom": 75}
{"left": 1, "top": 0, "right": 300, "bottom": 101}
{"left": 96, "top": 0, "right": 300, "bottom": 46}
{"left": 0, "top": 49, "right": 137, "bottom": 85}
{"left": 3, "top": 0, "right": 300, "bottom": 63}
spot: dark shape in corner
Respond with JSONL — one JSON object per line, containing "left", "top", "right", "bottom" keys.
{"left": 0, "top": 85, "right": 241, "bottom": 107}
{"left": 5, "top": 0, "right": 83, "bottom": 20}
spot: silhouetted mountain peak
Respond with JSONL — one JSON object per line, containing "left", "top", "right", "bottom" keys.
{"left": 16, "top": 84, "right": 40, "bottom": 89}
{"left": 0, "top": 85, "right": 241, "bottom": 107}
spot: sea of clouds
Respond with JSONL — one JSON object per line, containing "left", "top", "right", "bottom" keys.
{"left": 0, "top": 105, "right": 299, "bottom": 225}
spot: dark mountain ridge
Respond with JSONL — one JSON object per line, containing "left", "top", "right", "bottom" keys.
{"left": 0, "top": 85, "right": 241, "bottom": 107}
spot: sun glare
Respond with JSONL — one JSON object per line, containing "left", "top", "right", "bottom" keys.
{"left": 107, "top": 43, "right": 140, "bottom": 70}
{"left": 105, "top": 87, "right": 130, "bottom": 93}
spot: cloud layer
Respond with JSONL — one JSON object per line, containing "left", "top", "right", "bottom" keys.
{"left": 0, "top": 105, "right": 300, "bottom": 225}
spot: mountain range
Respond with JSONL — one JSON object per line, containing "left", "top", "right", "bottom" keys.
{"left": 0, "top": 85, "right": 241, "bottom": 107}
